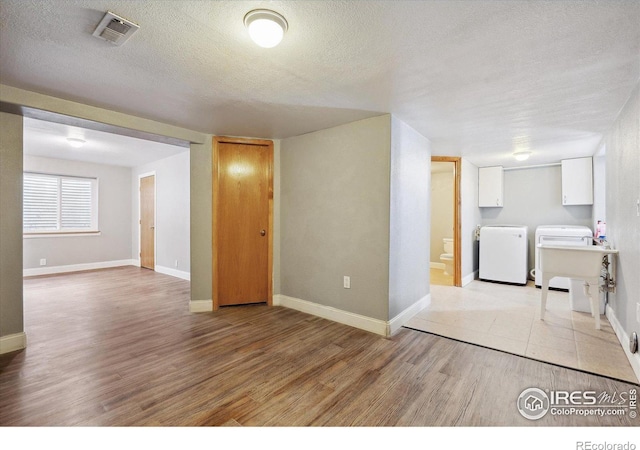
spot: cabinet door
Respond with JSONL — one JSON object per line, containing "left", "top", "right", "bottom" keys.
{"left": 479, "top": 166, "right": 504, "bottom": 207}
{"left": 561, "top": 157, "right": 593, "bottom": 205}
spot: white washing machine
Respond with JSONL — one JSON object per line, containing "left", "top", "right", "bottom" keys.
{"left": 479, "top": 225, "right": 528, "bottom": 285}
{"left": 534, "top": 225, "right": 592, "bottom": 289}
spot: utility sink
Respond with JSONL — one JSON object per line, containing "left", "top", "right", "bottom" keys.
{"left": 538, "top": 245, "right": 618, "bottom": 279}
{"left": 537, "top": 244, "right": 618, "bottom": 330}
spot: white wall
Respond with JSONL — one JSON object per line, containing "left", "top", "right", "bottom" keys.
{"left": 480, "top": 164, "right": 592, "bottom": 272}
{"left": 592, "top": 150, "right": 607, "bottom": 231}
{"left": 461, "top": 158, "right": 481, "bottom": 284}
{"left": 430, "top": 167, "right": 454, "bottom": 263}
{"left": 23, "top": 155, "right": 132, "bottom": 270}
{"left": 389, "top": 116, "right": 432, "bottom": 319}
{"left": 132, "top": 151, "right": 190, "bottom": 278}
{"left": 605, "top": 82, "right": 639, "bottom": 346}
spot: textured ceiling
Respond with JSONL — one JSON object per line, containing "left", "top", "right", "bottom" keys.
{"left": 1, "top": 0, "right": 639, "bottom": 167}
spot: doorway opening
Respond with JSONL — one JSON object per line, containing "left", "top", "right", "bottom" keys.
{"left": 430, "top": 157, "right": 461, "bottom": 287}
{"left": 21, "top": 115, "right": 191, "bottom": 284}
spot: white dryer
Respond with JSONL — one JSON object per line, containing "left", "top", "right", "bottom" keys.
{"left": 534, "top": 225, "right": 592, "bottom": 289}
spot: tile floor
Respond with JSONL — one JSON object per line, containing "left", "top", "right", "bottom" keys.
{"left": 430, "top": 267, "right": 453, "bottom": 286}
{"left": 406, "top": 280, "right": 638, "bottom": 384}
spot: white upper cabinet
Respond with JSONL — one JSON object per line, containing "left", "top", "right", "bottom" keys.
{"left": 479, "top": 166, "right": 504, "bottom": 207}
{"left": 561, "top": 157, "right": 593, "bottom": 205}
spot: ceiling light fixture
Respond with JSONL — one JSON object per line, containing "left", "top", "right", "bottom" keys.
{"left": 244, "top": 9, "right": 288, "bottom": 48}
{"left": 513, "top": 150, "right": 532, "bottom": 161}
{"left": 67, "top": 137, "right": 86, "bottom": 148}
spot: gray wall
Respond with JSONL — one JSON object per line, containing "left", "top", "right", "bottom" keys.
{"left": 605, "top": 82, "right": 639, "bottom": 337}
{"left": 23, "top": 155, "right": 132, "bottom": 270}
{"left": 389, "top": 117, "right": 431, "bottom": 319}
{"left": 273, "top": 140, "right": 281, "bottom": 295}
{"left": 430, "top": 169, "right": 454, "bottom": 262}
{"left": 461, "top": 158, "right": 481, "bottom": 282}
{"left": 280, "top": 115, "right": 392, "bottom": 321}
{"left": 0, "top": 112, "right": 24, "bottom": 337}
{"left": 132, "top": 151, "right": 190, "bottom": 273}
{"left": 480, "top": 165, "right": 593, "bottom": 271}
{"left": 190, "top": 136, "right": 213, "bottom": 302}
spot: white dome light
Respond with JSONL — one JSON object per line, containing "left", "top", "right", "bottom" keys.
{"left": 244, "top": 9, "right": 288, "bottom": 48}
{"left": 67, "top": 137, "right": 86, "bottom": 148}
{"left": 513, "top": 150, "right": 532, "bottom": 161}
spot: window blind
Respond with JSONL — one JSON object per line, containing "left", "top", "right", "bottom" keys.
{"left": 23, "top": 173, "right": 97, "bottom": 232}
{"left": 24, "top": 173, "right": 59, "bottom": 230}
{"left": 61, "top": 178, "right": 93, "bottom": 229}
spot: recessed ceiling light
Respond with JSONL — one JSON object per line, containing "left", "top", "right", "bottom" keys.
{"left": 513, "top": 150, "right": 532, "bottom": 161}
{"left": 67, "top": 137, "right": 86, "bottom": 148}
{"left": 244, "top": 9, "right": 288, "bottom": 48}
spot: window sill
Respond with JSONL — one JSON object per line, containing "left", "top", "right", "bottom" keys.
{"left": 23, "top": 231, "right": 102, "bottom": 239}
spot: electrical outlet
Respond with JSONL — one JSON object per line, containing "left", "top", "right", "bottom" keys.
{"left": 343, "top": 276, "right": 351, "bottom": 289}
{"left": 174, "top": 260, "right": 178, "bottom": 268}
{"left": 39, "top": 258, "right": 46, "bottom": 266}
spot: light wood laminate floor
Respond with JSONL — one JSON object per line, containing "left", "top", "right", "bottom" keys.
{"left": 1, "top": 267, "right": 638, "bottom": 426}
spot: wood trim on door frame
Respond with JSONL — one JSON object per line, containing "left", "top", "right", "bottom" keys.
{"left": 431, "top": 156, "right": 462, "bottom": 287}
{"left": 138, "top": 171, "right": 156, "bottom": 271}
{"left": 212, "top": 136, "right": 274, "bottom": 311}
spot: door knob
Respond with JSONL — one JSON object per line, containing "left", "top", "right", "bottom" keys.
{"left": 260, "top": 229, "right": 266, "bottom": 236}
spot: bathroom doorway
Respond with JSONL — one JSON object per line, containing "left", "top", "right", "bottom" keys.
{"left": 430, "top": 157, "right": 461, "bottom": 286}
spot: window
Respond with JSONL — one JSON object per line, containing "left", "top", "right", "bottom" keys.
{"left": 23, "top": 172, "right": 98, "bottom": 233}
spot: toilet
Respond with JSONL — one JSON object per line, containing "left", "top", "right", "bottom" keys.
{"left": 440, "top": 238, "right": 454, "bottom": 275}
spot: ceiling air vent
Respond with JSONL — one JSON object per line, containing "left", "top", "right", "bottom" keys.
{"left": 92, "top": 11, "right": 139, "bottom": 46}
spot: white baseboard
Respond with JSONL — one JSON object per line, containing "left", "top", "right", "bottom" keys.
{"left": 155, "top": 265, "right": 190, "bottom": 281}
{"left": 430, "top": 262, "right": 445, "bottom": 270}
{"left": 606, "top": 304, "right": 640, "bottom": 383}
{"left": 274, "top": 294, "right": 388, "bottom": 336}
{"left": 0, "top": 332, "right": 27, "bottom": 354}
{"left": 23, "top": 259, "right": 136, "bottom": 277}
{"left": 388, "top": 294, "right": 430, "bottom": 336}
{"left": 189, "top": 299, "right": 213, "bottom": 313}
{"left": 274, "top": 294, "right": 430, "bottom": 337}
{"left": 462, "top": 270, "right": 478, "bottom": 287}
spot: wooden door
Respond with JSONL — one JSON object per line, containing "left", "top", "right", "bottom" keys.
{"left": 140, "top": 175, "right": 155, "bottom": 270}
{"left": 213, "top": 137, "right": 273, "bottom": 308}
